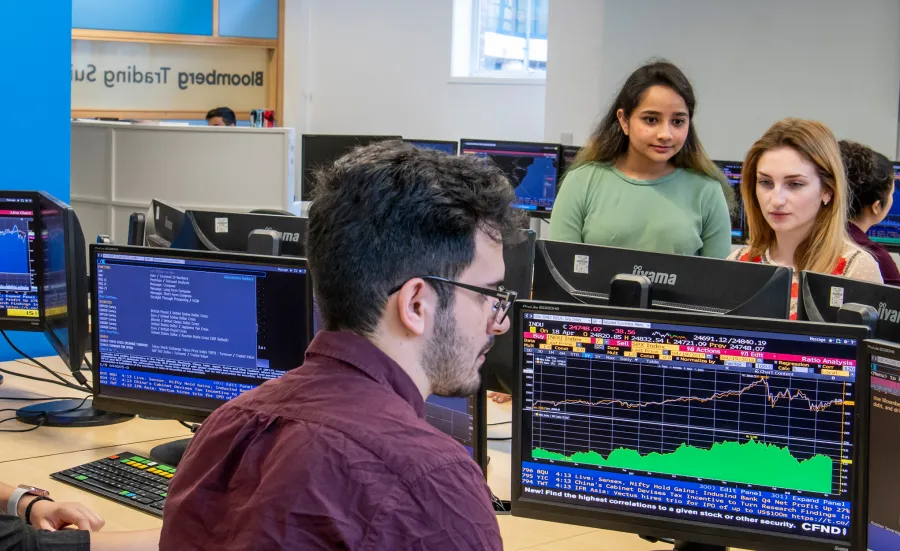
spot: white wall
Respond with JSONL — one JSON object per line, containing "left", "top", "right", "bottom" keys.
{"left": 281, "top": 0, "right": 546, "bottom": 143}
{"left": 546, "top": 0, "right": 900, "bottom": 161}
{"left": 543, "top": 0, "right": 604, "bottom": 146}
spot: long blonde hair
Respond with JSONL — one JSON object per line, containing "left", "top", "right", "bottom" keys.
{"left": 742, "top": 118, "right": 850, "bottom": 274}
{"left": 574, "top": 60, "right": 734, "bottom": 211}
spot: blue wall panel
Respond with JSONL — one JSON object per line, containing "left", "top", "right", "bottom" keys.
{"left": 219, "top": 0, "right": 278, "bottom": 39}
{"left": 0, "top": 1, "right": 72, "bottom": 359}
{"left": 73, "top": 0, "right": 214, "bottom": 35}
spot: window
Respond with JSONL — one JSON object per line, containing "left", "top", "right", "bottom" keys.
{"left": 452, "top": 0, "right": 549, "bottom": 81}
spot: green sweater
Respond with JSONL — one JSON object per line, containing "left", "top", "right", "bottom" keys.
{"left": 549, "top": 163, "right": 732, "bottom": 258}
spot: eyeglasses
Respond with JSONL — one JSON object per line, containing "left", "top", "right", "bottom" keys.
{"left": 389, "top": 275, "right": 517, "bottom": 325}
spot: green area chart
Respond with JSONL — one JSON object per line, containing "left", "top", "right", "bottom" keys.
{"left": 532, "top": 440, "right": 833, "bottom": 494}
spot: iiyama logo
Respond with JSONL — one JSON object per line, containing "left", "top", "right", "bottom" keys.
{"left": 877, "top": 302, "right": 900, "bottom": 323}
{"left": 264, "top": 227, "right": 301, "bottom": 243}
{"left": 632, "top": 265, "right": 677, "bottom": 285}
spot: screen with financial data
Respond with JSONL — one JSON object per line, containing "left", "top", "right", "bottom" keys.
{"left": 425, "top": 395, "right": 476, "bottom": 458}
{"left": 461, "top": 139, "right": 560, "bottom": 213}
{"left": 0, "top": 195, "right": 39, "bottom": 323}
{"left": 514, "top": 305, "right": 863, "bottom": 547}
{"left": 867, "top": 342, "right": 900, "bottom": 551}
{"left": 714, "top": 160, "right": 745, "bottom": 241}
{"left": 92, "top": 247, "right": 311, "bottom": 415}
{"left": 866, "top": 163, "right": 900, "bottom": 247}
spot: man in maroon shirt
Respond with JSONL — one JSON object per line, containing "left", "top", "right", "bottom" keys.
{"left": 159, "top": 141, "right": 522, "bottom": 550}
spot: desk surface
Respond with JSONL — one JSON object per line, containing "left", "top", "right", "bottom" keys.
{"left": 0, "top": 358, "right": 748, "bottom": 550}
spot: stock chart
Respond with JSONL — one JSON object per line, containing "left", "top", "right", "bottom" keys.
{"left": 518, "top": 310, "right": 860, "bottom": 541}
{"left": 0, "top": 217, "right": 32, "bottom": 291}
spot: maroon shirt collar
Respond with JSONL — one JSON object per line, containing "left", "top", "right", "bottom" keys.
{"left": 305, "top": 330, "right": 426, "bottom": 418}
{"left": 848, "top": 222, "right": 871, "bottom": 244}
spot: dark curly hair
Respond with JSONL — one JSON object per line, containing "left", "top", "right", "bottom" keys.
{"left": 840, "top": 140, "right": 894, "bottom": 220}
{"left": 308, "top": 140, "right": 524, "bottom": 336}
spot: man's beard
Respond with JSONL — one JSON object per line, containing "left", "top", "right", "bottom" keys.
{"left": 423, "top": 305, "right": 491, "bottom": 397}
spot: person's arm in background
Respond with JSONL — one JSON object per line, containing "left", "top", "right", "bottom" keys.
{"left": 548, "top": 167, "right": 589, "bottom": 243}
{"left": 698, "top": 182, "right": 732, "bottom": 258}
{"left": 1, "top": 482, "right": 159, "bottom": 551}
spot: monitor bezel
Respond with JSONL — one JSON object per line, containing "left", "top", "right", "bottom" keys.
{"left": 511, "top": 300, "right": 869, "bottom": 551}
{"left": 38, "top": 192, "right": 88, "bottom": 371}
{"left": 863, "top": 338, "right": 900, "bottom": 551}
{"left": 473, "top": 387, "right": 489, "bottom": 478}
{"left": 89, "top": 243, "right": 314, "bottom": 423}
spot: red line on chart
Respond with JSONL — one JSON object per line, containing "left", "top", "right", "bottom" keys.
{"left": 533, "top": 377, "right": 846, "bottom": 413}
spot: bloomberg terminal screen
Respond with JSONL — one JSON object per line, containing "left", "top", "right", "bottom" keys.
{"left": 461, "top": 140, "right": 559, "bottom": 213}
{"left": 715, "top": 161, "right": 744, "bottom": 239}
{"left": 0, "top": 196, "right": 39, "bottom": 321}
{"left": 517, "top": 310, "right": 860, "bottom": 544}
{"left": 94, "top": 251, "right": 310, "bottom": 412}
{"left": 867, "top": 163, "right": 900, "bottom": 246}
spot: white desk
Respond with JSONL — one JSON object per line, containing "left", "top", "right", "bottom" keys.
{"left": 0, "top": 358, "right": 746, "bottom": 550}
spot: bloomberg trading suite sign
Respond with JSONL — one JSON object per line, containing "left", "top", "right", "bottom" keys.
{"left": 71, "top": 40, "right": 269, "bottom": 112}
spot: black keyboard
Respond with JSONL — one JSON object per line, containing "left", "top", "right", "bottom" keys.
{"left": 51, "top": 452, "right": 175, "bottom": 517}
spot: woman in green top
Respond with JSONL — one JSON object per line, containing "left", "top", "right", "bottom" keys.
{"left": 550, "top": 61, "right": 733, "bottom": 258}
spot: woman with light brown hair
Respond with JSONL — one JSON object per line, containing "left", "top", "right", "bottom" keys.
{"left": 729, "top": 118, "right": 882, "bottom": 318}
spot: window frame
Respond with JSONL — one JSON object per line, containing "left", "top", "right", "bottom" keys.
{"left": 451, "top": 0, "right": 547, "bottom": 84}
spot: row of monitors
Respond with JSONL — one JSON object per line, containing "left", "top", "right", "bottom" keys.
{"left": 510, "top": 299, "right": 897, "bottom": 551}
{"left": 300, "top": 135, "right": 580, "bottom": 217}
{"left": 144, "top": 197, "right": 900, "bottom": 384}
{"left": 101, "top": 200, "right": 900, "bottom": 549}
{"left": 90, "top": 230, "right": 898, "bottom": 550}
{"left": 302, "top": 135, "right": 751, "bottom": 238}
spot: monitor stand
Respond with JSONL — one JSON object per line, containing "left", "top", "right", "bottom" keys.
{"left": 672, "top": 542, "right": 725, "bottom": 551}
{"left": 151, "top": 438, "right": 192, "bottom": 467}
{"left": 640, "top": 537, "right": 724, "bottom": 551}
{"left": 16, "top": 398, "right": 134, "bottom": 427}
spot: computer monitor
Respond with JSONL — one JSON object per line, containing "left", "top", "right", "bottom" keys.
{"left": 425, "top": 393, "right": 487, "bottom": 476}
{"left": 532, "top": 240, "right": 792, "bottom": 319}
{"left": 38, "top": 193, "right": 88, "bottom": 371}
{"left": 865, "top": 163, "right": 900, "bottom": 251}
{"left": 460, "top": 139, "right": 561, "bottom": 215}
{"left": 405, "top": 139, "right": 459, "bottom": 156}
{"left": 482, "top": 229, "right": 536, "bottom": 393}
{"left": 798, "top": 271, "right": 900, "bottom": 342}
{"left": 90, "top": 244, "right": 313, "bottom": 423}
{"left": 300, "top": 134, "right": 402, "bottom": 201}
{"left": 512, "top": 300, "right": 868, "bottom": 551}
{"left": 171, "top": 210, "right": 308, "bottom": 257}
{"left": 865, "top": 339, "right": 900, "bottom": 550}
{"left": 0, "top": 192, "right": 42, "bottom": 330}
{"left": 714, "top": 160, "right": 745, "bottom": 244}
{"left": 558, "top": 145, "right": 581, "bottom": 183}
{"left": 144, "top": 199, "right": 185, "bottom": 248}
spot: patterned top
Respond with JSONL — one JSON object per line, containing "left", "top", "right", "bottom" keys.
{"left": 728, "top": 243, "right": 883, "bottom": 319}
